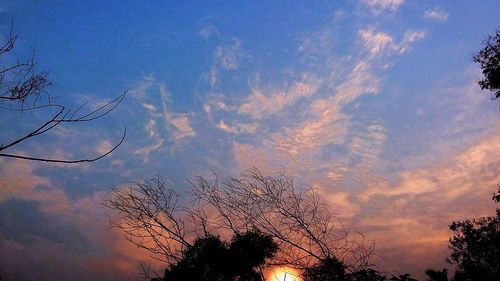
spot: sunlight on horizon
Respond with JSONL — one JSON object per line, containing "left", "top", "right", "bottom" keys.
{"left": 267, "top": 267, "right": 302, "bottom": 281}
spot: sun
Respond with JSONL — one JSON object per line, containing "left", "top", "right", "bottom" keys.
{"left": 267, "top": 266, "right": 302, "bottom": 281}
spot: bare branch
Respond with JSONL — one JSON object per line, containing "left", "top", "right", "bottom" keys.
{"left": 190, "top": 168, "right": 374, "bottom": 271}
{"left": 105, "top": 169, "right": 374, "bottom": 273}
{"left": 0, "top": 24, "right": 126, "bottom": 163}
{"left": 103, "top": 177, "right": 194, "bottom": 264}
{"left": 0, "top": 126, "right": 126, "bottom": 163}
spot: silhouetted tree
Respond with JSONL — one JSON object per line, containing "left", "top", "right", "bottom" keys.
{"left": 424, "top": 268, "right": 448, "bottom": 281}
{"left": 190, "top": 169, "right": 374, "bottom": 271}
{"left": 105, "top": 169, "right": 374, "bottom": 277}
{"left": 302, "top": 257, "right": 422, "bottom": 281}
{"left": 0, "top": 24, "right": 125, "bottom": 163}
{"left": 388, "top": 273, "right": 418, "bottom": 281}
{"left": 349, "top": 268, "right": 387, "bottom": 281}
{"left": 447, "top": 186, "right": 499, "bottom": 281}
{"left": 302, "top": 257, "right": 348, "bottom": 281}
{"left": 152, "top": 230, "right": 278, "bottom": 281}
{"left": 474, "top": 29, "right": 500, "bottom": 100}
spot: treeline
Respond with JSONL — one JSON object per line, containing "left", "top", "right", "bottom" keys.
{"left": 105, "top": 169, "right": 499, "bottom": 281}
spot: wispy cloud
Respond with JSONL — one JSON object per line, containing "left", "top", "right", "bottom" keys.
{"left": 359, "top": 29, "right": 393, "bottom": 56}
{"left": 214, "top": 39, "right": 245, "bottom": 70}
{"left": 127, "top": 78, "right": 197, "bottom": 163}
{"left": 202, "top": 23, "right": 427, "bottom": 186}
{"left": 423, "top": 8, "right": 449, "bottom": 22}
{"left": 396, "top": 30, "right": 427, "bottom": 54}
{"left": 237, "top": 74, "right": 322, "bottom": 120}
{"left": 359, "top": 28, "right": 426, "bottom": 57}
{"left": 354, "top": 129, "right": 500, "bottom": 274}
{"left": 362, "top": 0, "right": 405, "bottom": 15}
{"left": 217, "top": 120, "right": 258, "bottom": 135}
{"left": 159, "top": 85, "right": 196, "bottom": 141}
{"left": 199, "top": 24, "right": 220, "bottom": 41}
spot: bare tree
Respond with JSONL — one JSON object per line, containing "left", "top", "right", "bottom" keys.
{"left": 104, "top": 177, "right": 191, "bottom": 264}
{"left": 190, "top": 169, "right": 374, "bottom": 272}
{"left": 0, "top": 24, "right": 125, "bottom": 163}
{"left": 104, "top": 169, "right": 374, "bottom": 273}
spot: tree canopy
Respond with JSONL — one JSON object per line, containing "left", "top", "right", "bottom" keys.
{"left": 152, "top": 230, "right": 278, "bottom": 281}
{"left": 474, "top": 29, "right": 500, "bottom": 100}
{"left": 105, "top": 169, "right": 374, "bottom": 273}
{"left": 446, "top": 187, "right": 499, "bottom": 281}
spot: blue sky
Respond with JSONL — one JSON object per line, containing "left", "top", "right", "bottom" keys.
{"left": 1, "top": 1, "right": 500, "bottom": 280}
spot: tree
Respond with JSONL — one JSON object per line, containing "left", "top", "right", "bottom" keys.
{"left": 388, "top": 273, "right": 418, "bottom": 281}
{"left": 446, "top": 186, "right": 499, "bottom": 281}
{"left": 0, "top": 24, "right": 125, "bottom": 163}
{"left": 190, "top": 169, "right": 374, "bottom": 272}
{"left": 302, "top": 257, "right": 348, "bottom": 281}
{"left": 302, "top": 257, "right": 418, "bottom": 281}
{"left": 424, "top": 268, "right": 448, "bottom": 281}
{"left": 105, "top": 169, "right": 374, "bottom": 277}
{"left": 473, "top": 29, "right": 500, "bottom": 100}
{"left": 152, "top": 230, "right": 278, "bottom": 281}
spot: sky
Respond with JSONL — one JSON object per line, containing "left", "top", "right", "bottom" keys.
{"left": 0, "top": 1, "right": 499, "bottom": 280}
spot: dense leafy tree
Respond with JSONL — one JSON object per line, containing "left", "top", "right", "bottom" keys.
{"left": 388, "top": 273, "right": 418, "bottom": 281}
{"left": 302, "top": 257, "right": 348, "bottom": 281}
{"left": 447, "top": 187, "right": 499, "bottom": 281}
{"left": 302, "top": 257, "right": 420, "bottom": 281}
{"left": 473, "top": 29, "right": 500, "bottom": 100}
{"left": 424, "top": 268, "right": 448, "bottom": 281}
{"left": 152, "top": 230, "right": 278, "bottom": 281}
{"left": 349, "top": 268, "right": 387, "bottom": 281}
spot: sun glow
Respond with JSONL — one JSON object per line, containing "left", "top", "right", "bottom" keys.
{"left": 267, "top": 267, "right": 301, "bottom": 281}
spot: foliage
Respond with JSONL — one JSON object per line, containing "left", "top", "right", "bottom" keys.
{"left": 190, "top": 169, "right": 374, "bottom": 271}
{"left": 302, "top": 257, "right": 419, "bottom": 281}
{"left": 152, "top": 230, "right": 278, "bottom": 281}
{"left": 388, "top": 273, "right": 418, "bottom": 281}
{"left": 302, "top": 257, "right": 348, "bottom": 281}
{"left": 0, "top": 24, "right": 125, "bottom": 163}
{"left": 473, "top": 29, "right": 500, "bottom": 100}
{"left": 105, "top": 169, "right": 374, "bottom": 272}
{"left": 447, "top": 187, "right": 500, "bottom": 281}
{"left": 424, "top": 268, "right": 448, "bottom": 281}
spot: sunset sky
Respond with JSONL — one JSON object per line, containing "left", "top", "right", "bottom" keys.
{"left": 1, "top": 1, "right": 500, "bottom": 280}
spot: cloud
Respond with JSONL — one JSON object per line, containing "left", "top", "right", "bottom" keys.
{"left": 395, "top": 30, "right": 426, "bottom": 54}
{"left": 199, "top": 24, "right": 220, "bottom": 41}
{"left": 423, "top": 8, "right": 449, "bottom": 22}
{"left": 362, "top": 0, "right": 405, "bottom": 15}
{"left": 217, "top": 120, "right": 258, "bottom": 135}
{"left": 317, "top": 190, "right": 360, "bottom": 220}
{"left": 359, "top": 29, "right": 393, "bottom": 56}
{"left": 0, "top": 159, "right": 165, "bottom": 281}
{"left": 213, "top": 25, "right": 424, "bottom": 185}
{"left": 354, "top": 130, "right": 500, "bottom": 275}
{"left": 159, "top": 85, "right": 196, "bottom": 141}
{"left": 269, "top": 60, "right": 380, "bottom": 158}
{"left": 359, "top": 28, "right": 426, "bottom": 57}
{"left": 0, "top": 159, "right": 71, "bottom": 215}
{"left": 134, "top": 137, "right": 164, "bottom": 163}
{"left": 127, "top": 77, "right": 197, "bottom": 162}
{"left": 214, "top": 39, "right": 245, "bottom": 70}
{"left": 128, "top": 74, "right": 155, "bottom": 99}
{"left": 96, "top": 140, "right": 113, "bottom": 155}
{"left": 0, "top": 191, "right": 162, "bottom": 281}
{"left": 237, "top": 74, "right": 323, "bottom": 120}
